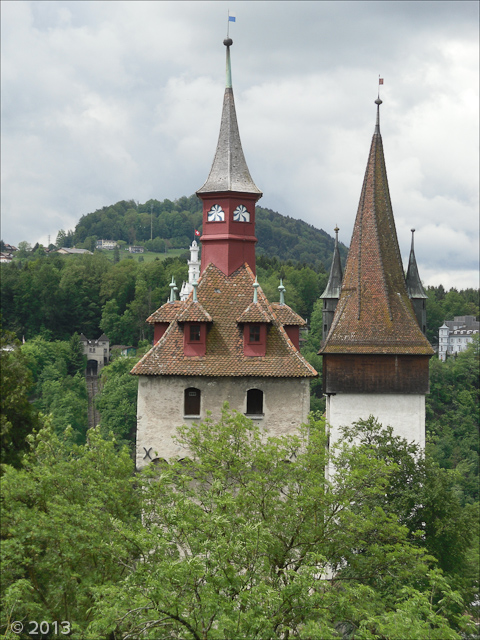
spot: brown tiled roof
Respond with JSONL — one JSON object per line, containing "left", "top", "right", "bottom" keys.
{"left": 237, "top": 302, "right": 272, "bottom": 324}
{"left": 132, "top": 263, "right": 317, "bottom": 378}
{"left": 146, "top": 301, "right": 185, "bottom": 324}
{"left": 271, "top": 303, "right": 307, "bottom": 326}
{"left": 177, "top": 301, "right": 213, "bottom": 323}
{"left": 320, "top": 121, "right": 433, "bottom": 356}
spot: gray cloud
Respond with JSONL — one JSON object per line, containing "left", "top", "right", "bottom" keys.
{"left": 1, "top": 0, "right": 478, "bottom": 288}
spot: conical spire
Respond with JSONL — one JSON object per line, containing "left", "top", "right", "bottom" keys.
{"left": 405, "top": 229, "right": 427, "bottom": 299}
{"left": 321, "top": 99, "right": 433, "bottom": 355}
{"left": 196, "top": 39, "right": 262, "bottom": 195}
{"left": 320, "top": 226, "right": 343, "bottom": 300}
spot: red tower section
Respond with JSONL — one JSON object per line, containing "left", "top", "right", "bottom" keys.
{"left": 198, "top": 192, "right": 260, "bottom": 276}
{"left": 196, "top": 38, "right": 262, "bottom": 277}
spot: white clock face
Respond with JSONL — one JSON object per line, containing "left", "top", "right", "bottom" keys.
{"left": 233, "top": 204, "right": 250, "bottom": 222}
{"left": 207, "top": 204, "right": 225, "bottom": 222}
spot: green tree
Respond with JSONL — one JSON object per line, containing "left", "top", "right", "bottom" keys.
{"left": 89, "top": 409, "right": 472, "bottom": 639}
{"left": 0, "top": 423, "right": 138, "bottom": 636}
{"left": 0, "top": 331, "right": 39, "bottom": 467}
{"left": 95, "top": 356, "right": 139, "bottom": 450}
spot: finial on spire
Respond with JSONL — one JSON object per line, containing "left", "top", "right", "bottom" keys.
{"left": 192, "top": 279, "right": 198, "bottom": 302}
{"left": 278, "top": 279, "right": 286, "bottom": 305}
{"left": 334, "top": 225, "right": 339, "bottom": 245}
{"left": 169, "top": 276, "right": 178, "bottom": 303}
{"left": 224, "top": 39, "right": 233, "bottom": 89}
{"left": 374, "top": 96, "right": 383, "bottom": 134}
{"left": 253, "top": 276, "right": 259, "bottom": 304}
{"left": 411, "top": 229, "right": 415, "bottom": 250}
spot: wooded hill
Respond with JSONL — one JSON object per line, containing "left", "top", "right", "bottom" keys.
{"left": 57, "top": 195, "right": 348, "bottom": 271}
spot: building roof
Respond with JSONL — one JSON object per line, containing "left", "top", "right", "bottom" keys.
{"left": 405, "top": 229, "right": 427, "bottom": 299}
{"left": 132, "top": 262, "right": 317, "bottom": 378}
{"left": 320, "top": 226, "right": 343, "bottom": 300}
{"left": 56, "top": 247, "right": 93, "bottom": 255}
{"left": 321, "top": 100, "right": 433, "bottom": 356}
{"left": 270, "top": 303, "right": 307, "bottom": 326}
{"left": 196, "top": 40, "right": 262, "bottom": 196}
{"left": 146, "top": 301, "right": 186, "bottom": 324}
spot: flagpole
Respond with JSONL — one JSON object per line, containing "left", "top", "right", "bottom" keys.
{"left": 227, "top": 10, "right": 230, "bottom": 38}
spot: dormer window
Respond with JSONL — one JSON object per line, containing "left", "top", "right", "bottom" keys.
{"left": 184, "top": 322, "right": 207, "bottom": 357}
{"left": 190, "top": 324, "right": 201, "bottom": 341}
{"left": 243, "top": 323, "right": 267, "bottom": 357}
{"left": 249, "top": 324, "right": 260, "bottom": 342}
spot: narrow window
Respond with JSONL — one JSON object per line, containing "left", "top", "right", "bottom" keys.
{"left": 190, "top": 324, "right": 201, "bottom": 341}
{"left": 246, "top": 388, "right": 263, "bottom": 415}
{"left": 249, "top": 325, "right": 260, "bottom": 343}
{"left": 184, "top": 387, "right": 201, "bottom": 416}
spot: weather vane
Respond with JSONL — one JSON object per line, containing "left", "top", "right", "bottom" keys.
{"left": 227, "top": 10, "right": 236, "bottom": 38}
{"left": 378, "top": 75, "right": 384, "bottom": 99}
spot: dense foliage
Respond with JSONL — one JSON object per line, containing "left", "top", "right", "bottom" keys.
{"left": 1, "top": 411, "right": 477, "bottom": 639}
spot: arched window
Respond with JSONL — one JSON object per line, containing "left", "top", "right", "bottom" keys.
{"left": 184, "top": 387, "right": 201, "bottom": 416}
{"left": 246, "top": 388, "right": 263, "bottom": 415}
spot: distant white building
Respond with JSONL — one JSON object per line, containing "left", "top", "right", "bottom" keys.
{"left": 438, "top": 315, "right": 479, "bottom": 361}
{"left": 128, "top": 246, "right": 144, "bottom": 253}
{"left": 96, "top": 240, "right": 118, "bottom": 250}
{"left": 56, "top": 247, "right": 93, "bottom": 255}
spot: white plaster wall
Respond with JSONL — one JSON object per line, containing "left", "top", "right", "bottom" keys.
{"left": 136, "top": 376, "right": 310, "bottom": 468}
{"left": 326, "top": 393, "right": 426, "bottom": 452}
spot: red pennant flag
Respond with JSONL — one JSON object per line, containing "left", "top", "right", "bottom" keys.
{"left": 379, "top": 78, "right": 384, "bottom": 85}
{"left": 194, "top": 229, "right": 200, "bottom": 236}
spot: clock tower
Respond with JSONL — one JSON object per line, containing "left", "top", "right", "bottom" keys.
{"left": 196, "top": 38, "right": 262, "bottom": 276}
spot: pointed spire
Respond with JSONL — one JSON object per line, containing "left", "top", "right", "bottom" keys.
{"left": 405, "top": 229, "right": 428, "bottom": 299}
{"left": 321, "top": 100, "right": 433, "bottom": 355}
{"left": 196, "top": 39, "right": 262, "bottom": 195}
{"left": 320, "top": 226, "right": 343, "bottom": 300}
{"left": 278, "top": 279, "right": 286, "bottom": 305}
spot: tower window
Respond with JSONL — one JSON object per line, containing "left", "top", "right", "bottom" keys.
{"left": 190, "top": 324, "right": 201, "bottom": 341}
{"left": 249, "top": 325, "right": 260, "bottom": 342}
{"left": 246, "top": 388, "right": 263, "bottom": 415}
{"left": 184, "top": 387, "right": 201, "bottom": 416}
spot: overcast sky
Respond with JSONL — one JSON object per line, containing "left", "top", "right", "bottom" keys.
{"left": 1, "top": 1, "right": 478, "bottom": 289}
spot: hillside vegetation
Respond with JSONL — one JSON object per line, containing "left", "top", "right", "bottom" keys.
{"left": 56, "top": 195, "right": 348, "bottom": 271}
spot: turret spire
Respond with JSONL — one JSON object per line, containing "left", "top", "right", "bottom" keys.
{"left": 320, "top": 226, "right": 344, "bottom": 342}
{"left": 196, "top": 39, "right": 262, "bottom": 195}
{"left": 321, "top": 100, "right": 432, "bottom": 355}
{"left": 405, "top": 229, "right": 428, "bottom": 334}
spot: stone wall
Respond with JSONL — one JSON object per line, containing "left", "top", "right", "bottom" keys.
{"left": 136, "top": 375, "right": 311, "bottom": 468}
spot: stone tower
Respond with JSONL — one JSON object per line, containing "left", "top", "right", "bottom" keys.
{"left": 319, "top": 98, "right": 434, "bottom": 451}
{"left": 132, "top": 39, "right": 316, "bottom": 469}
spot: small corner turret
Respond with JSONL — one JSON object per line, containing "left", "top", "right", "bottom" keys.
{"left": 320, "top": 226, "right": 343, "bottom": 343}
{"left": 405, "top": 229, "right": 428, "bottom": 335}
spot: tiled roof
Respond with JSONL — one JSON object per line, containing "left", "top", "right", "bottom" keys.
{"left": 237, "top": 302, "right": 272, "bottom": 324}
{"left": 177, "top": 302, "right": 213, "bottom": 323}
{"left": 321, "top": 116, "right": 433, "bottom": 356}
{"left": 132, "top": 263, "right": 317, "bottom": 378}
{"left": 270, "top": 304, "right": 306, "bottom": 326}
{"left": 146, "top": 301, "right": 185, "bottom": 324}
